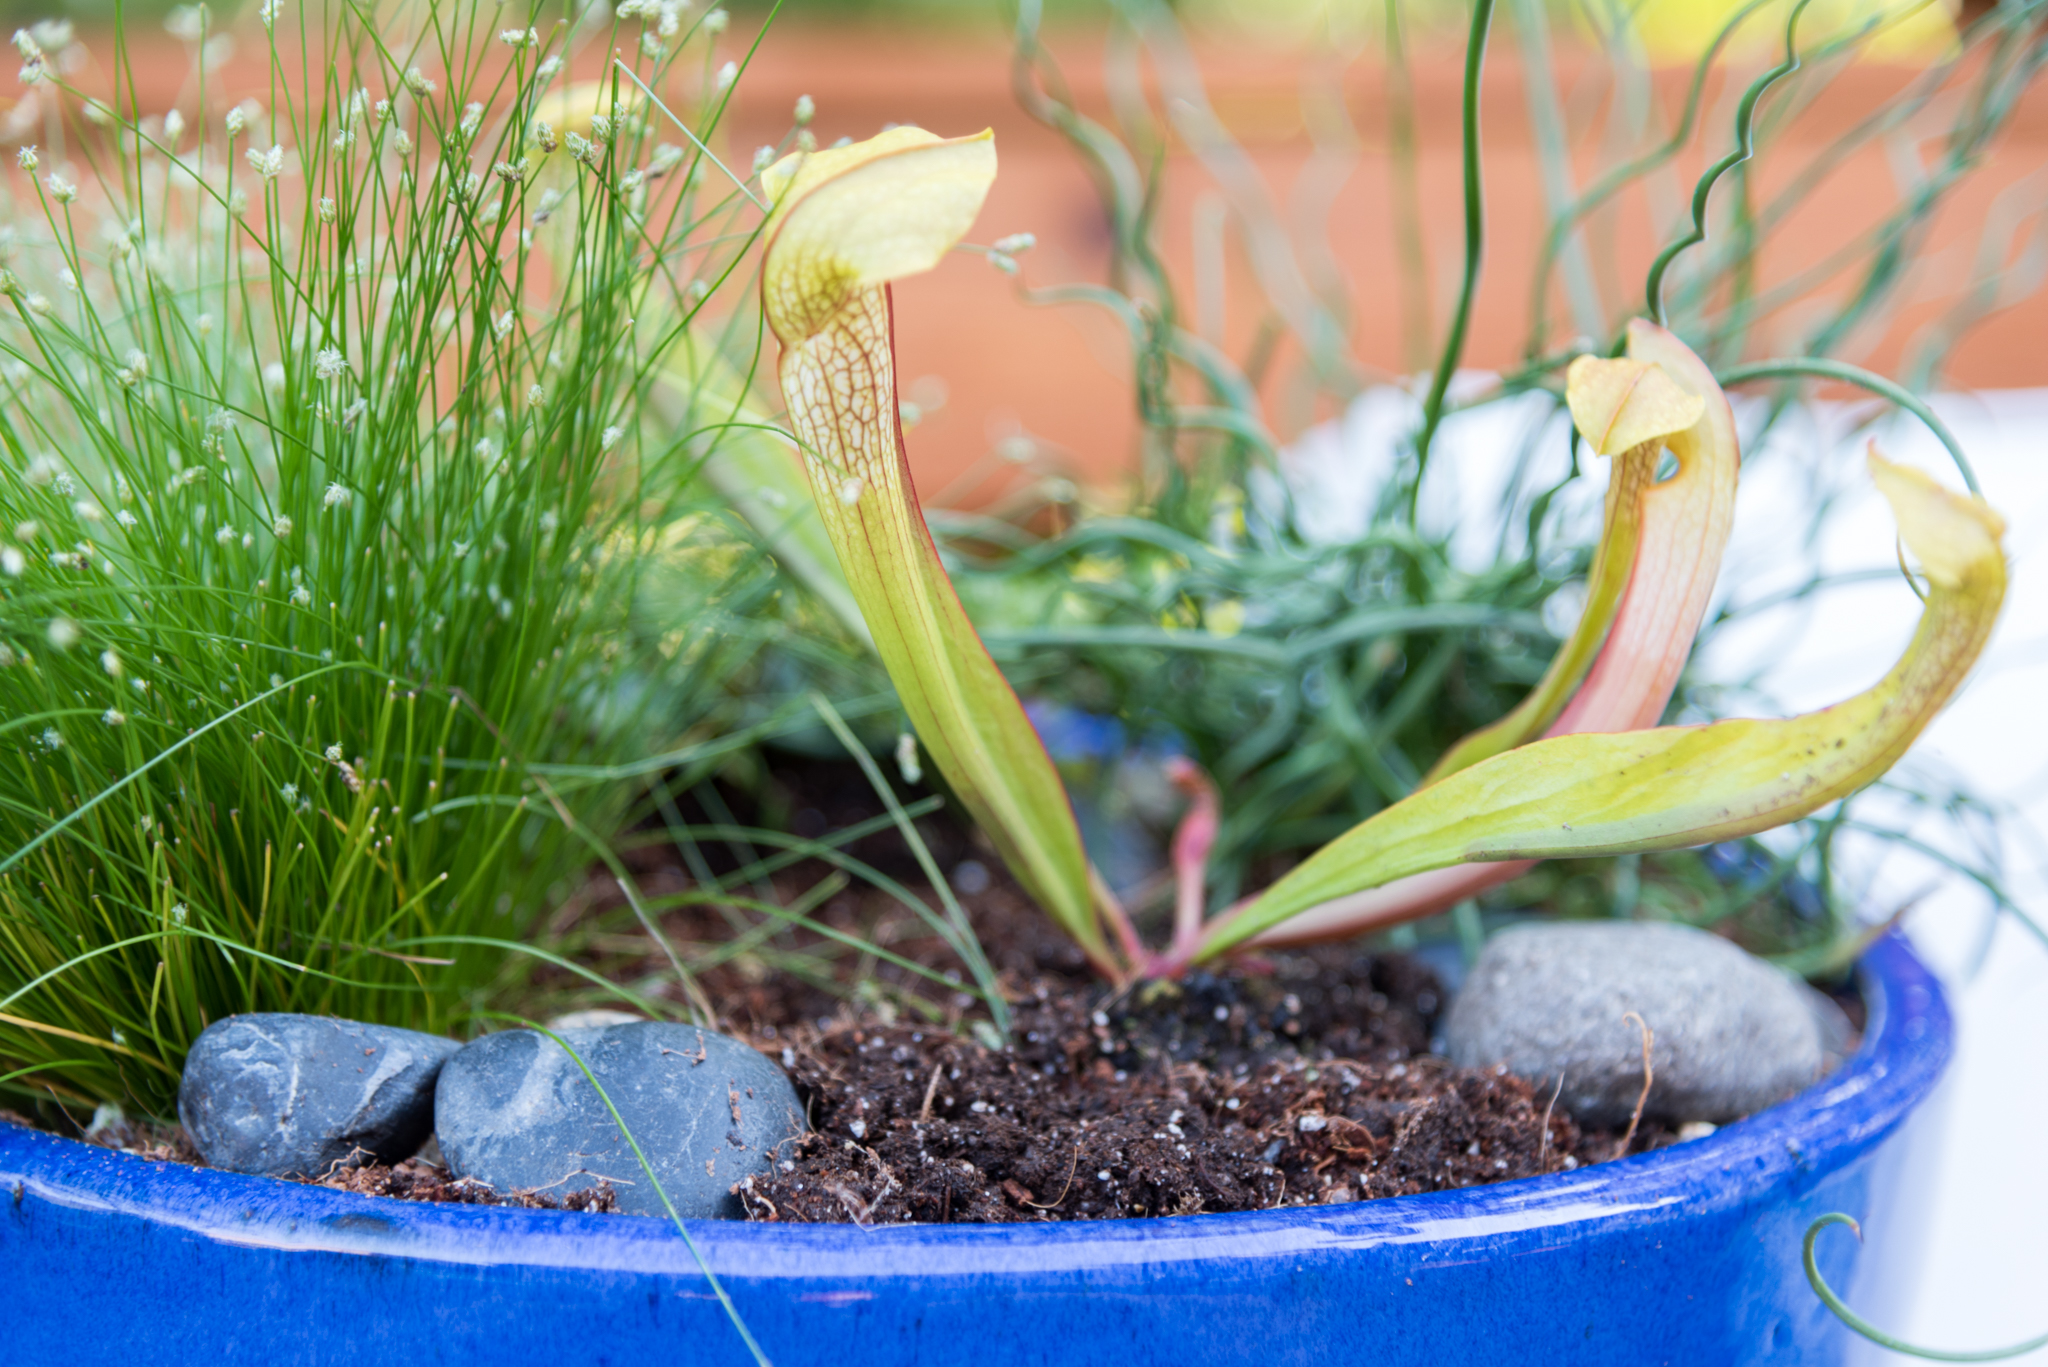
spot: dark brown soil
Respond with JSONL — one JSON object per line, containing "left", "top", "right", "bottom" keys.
{"left": 312, "top": 1157, "right": 620, "bottom": 1212}
{"left": 4, "top": 760, "right": 1718, "bottom": 1224}
{"left": 739, "top": 990, "right": 1617, "bottom": 1224}
{"left": 538, "top": 761, "right": 1676, "bottom": 1224}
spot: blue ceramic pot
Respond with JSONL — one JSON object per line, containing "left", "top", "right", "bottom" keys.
{"left": 0, "top": 931, "right": 1947, "bottom": 1366}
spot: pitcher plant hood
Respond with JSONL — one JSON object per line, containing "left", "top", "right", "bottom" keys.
{"left": 1205, "top": 450, "right": 2004, "bottom": 962}
{"left": 760, "top": 128, "right": 1113, "bottom": 972}
{"left": 1253, "top": 321, "right": 1740, "bottom": 947}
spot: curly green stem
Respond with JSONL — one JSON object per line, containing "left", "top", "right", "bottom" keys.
{"left": 1643, "top": 0, "right": 1814, "bottom": 325}
{"left": 1717, "top": 358, "right": 1981, "bottom": 495}
{"left": 1412, "top": 0, "right": 1497, "bottom": 509}
{"left": 1804, "top": 1214, "right": 2048, "bottom": 1362}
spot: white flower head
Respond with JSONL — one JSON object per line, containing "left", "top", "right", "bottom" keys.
{"left": 164, "top": 5, "right": 206, "bottom": 41}
{"left": 290, "top": 584, "right": 312, "bottom": 606}
{"left": 225, "top": 107, "right": 246, "bottom": 136}
{"left": 794, "top": 94, "right": 815, "bottom": 126}
{"left": 459, "top": 103, "right": 484, "bottom": 139}
{"left": 527, "top": 384, "right": 545, "bottom": 406}
{"left": 46, "top": 616, "right": 78, "bottom": 649}
{"left": 751, "top": 144, "right": 775, "bottom": 174}
{"left": 101, "top": 708, "right": 125, "bottom": 727}
{"left": 247, "top": 143, "right": 285, "bottom": 179}
{"left": 404, "top": 67, "right": 435, "bottom": 95}
{"left": 537, "top": 55, "right": 562, "bottom": 80}
{"left": 39, "top": 727, "right": 61, "bottom": 750}
{"left": 262, "top": 361, "right": 286, "bottom": 391}
{"left": 214, "top": 523, "right": 237, "bottom": 546}
{"left": 565, "top": 131, "right": 592, "bottom": 165}
{"left": 600, "top": 424, "right": 623, "bottom": 451}
{"left": 117, "top": 510, "right": 138, "bottom": 528}
{"left": 704, "top": 8, "right": 729, "bottom": 33}
{"left": 273, "top": 514, "right": 293, "bottom": 537}
{"left": 47, "top": 174, "right": 77, "bottom": 204}
{"left": 100, "top": 648, "right": 121, "bottom": 676}
{"left": 16, "top": 145, "right": 36, "bottom": 170}
{"left": 322, "top": 481, "right": 352, "bottom": 510}
{"left": 259, "top": 0, "right": 280, "bottom": 30}
{"left": 316, "top": 197, "right": 336, "bottom": 224}
{"left": 715, "top": 60, "right": 737, "bottom": 91}
{"left": 323, "top": 743, "right": 343, "bottom": 762}
{"left": 163, "top": 109, "right": 186, "bottom": 143}
{"left": 279, "top": 782, "right": 299, "bottom": 803}
{"left": 0, "top": 546, "right": 23, "bottom": 577}
{"left": 314, "top": 347, "right": 347, "bottom": 380}
{"left": 994, "top": 232, "right": 1037, "bottom": 255}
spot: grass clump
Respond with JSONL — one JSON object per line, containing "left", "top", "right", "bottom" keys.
{"left": 0, "top": 0, "right": 803, "bottom": 1112}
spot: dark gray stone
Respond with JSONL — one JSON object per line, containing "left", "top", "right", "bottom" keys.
{"left": 434, "top": 1022, "right": 804, "bottom": 1218}
{"left": 1441, "top": 921, "right": 1825, "bottom": 1127}
{"left": 178, "top": 1014, "right": 459, "bottom": 1177}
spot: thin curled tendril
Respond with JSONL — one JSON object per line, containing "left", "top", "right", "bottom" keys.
{"left": 1717, "top": 357, "right": 1982, "bottom": 496}
{"left": 1527, "top": 0, "right": 1775, "bottom": 357}
{"left": 1643, "top": 0, "right": 1815, "bottom": 325}
{"left": 1413, "top": 0, "right": 1500, "bottom": 505}
{"left": 1805, "top": 1214, "right": 2048, "bottom": 1362}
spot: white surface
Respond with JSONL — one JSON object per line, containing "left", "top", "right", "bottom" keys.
{"left": 1740, "top": 391, "right": 2048, "bottom": 1364}
{"left": 1286, "top": 382, "right": 2048, "bottom": 1359}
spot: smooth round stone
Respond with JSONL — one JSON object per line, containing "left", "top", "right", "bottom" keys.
{"left": 1441, "top": 921, "right": 1826, "bottom": 1127}
{"left": 434, "top": 1021, "right": 804, "bottom": 1219}
{"left": 179, "top": 1014, "right": 460, "bottom": 1178}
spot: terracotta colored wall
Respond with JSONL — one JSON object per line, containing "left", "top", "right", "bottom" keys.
{"left": 720, "top": 27, "right": 2048, "bottom": 497}
{"left": 51, "top": 22, "right": 2048, "bottom": 499}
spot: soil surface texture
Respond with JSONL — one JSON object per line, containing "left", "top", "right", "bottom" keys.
{"left": 9, "top": 760, "right": 1789, "bottom": 1223}
{"left": 546, "top": 761, "right": 1681, "bottom": 1224}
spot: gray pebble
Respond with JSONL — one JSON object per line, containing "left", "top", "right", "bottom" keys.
{"left": 179, "top": 1014, "right": 459, "bottom": 1177}
{"left": 434, "top": 1021, "right": 803, "bottom": 1218}
{"left": 1441, "top": 921, "right": 1825, "bottom": 1127}
{"left": 545, "top": 1008, "right": 645, "bottom": 1031}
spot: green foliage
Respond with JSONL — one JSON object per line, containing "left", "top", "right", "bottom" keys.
{"left": 0, "top": 0, "right": 798, "bottom": 1111}
{"left": 952, "top": 0, "right": 2044, "bottom": 964}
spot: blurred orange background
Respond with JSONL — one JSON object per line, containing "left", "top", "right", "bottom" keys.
{"left": 71, "top": 14, "right": 2048, "bottom": 501}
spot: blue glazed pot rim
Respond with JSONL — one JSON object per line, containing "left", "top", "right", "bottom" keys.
{"left": 0, "top": 930, "right": 1949, "bottom": 1280}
